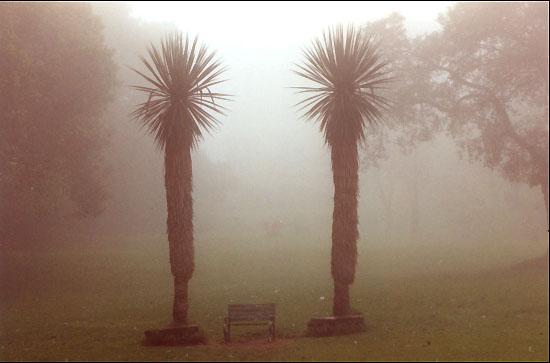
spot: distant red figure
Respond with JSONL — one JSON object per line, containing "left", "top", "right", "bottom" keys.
{"left": 264, "top": 219, "right": 283, "bottom": 238}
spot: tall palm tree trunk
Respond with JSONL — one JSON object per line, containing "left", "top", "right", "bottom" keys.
{"left": 164, "top": 138, "right": 194, "bottom": 325}
{"left": 542, "top": 179, "right": 549, "bottom": 259}
{"left": 542, "top": 179, "right": 548, "bottom": 232}
{"left": 331, "top": 141, "right": 359, "bottom": 316}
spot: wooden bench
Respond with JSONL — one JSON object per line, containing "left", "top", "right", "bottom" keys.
{"left": 223, "top": 304, "right": 276, "bottom": 343}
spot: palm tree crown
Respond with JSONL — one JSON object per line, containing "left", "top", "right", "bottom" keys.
{"left": 131, "top": 32, "right": 228, "bottom": 149}
{"left": 294, "top": 25, "right": 392, "bottom": 145}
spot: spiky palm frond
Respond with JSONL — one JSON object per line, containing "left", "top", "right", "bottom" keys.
{"left": 131, "top": 32, "right": 229, "bottom": 150}
{"left": 294, "top": 25, "right": 393, "bottom": 146}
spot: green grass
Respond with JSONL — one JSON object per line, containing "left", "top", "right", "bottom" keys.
{"left": 0, "top": 236, "right": 548, "bottom": 361}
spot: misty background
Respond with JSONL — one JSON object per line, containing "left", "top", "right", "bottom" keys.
{"left": 2, "top": 2, "right": 548, "bottom": 273}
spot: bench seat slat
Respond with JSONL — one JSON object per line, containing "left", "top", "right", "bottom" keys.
{"left": 229, "top": 321, "right": 273, "bottom": 326}
{"left": 229, "top": 314, "right": 274, "bottom": 321}
{"left": 228, "top": 304, "right": 275, "bottom": 322}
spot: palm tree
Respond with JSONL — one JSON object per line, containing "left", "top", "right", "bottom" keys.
{"left": 131, "top": 33, "right": 228, "bottom": 326}
{"left": 294, "top": 26, "right": 392, "bottom": 317}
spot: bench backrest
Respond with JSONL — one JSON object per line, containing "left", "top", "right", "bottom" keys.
{"left": 228, "top": 304, "right": 275, "bottom": 322}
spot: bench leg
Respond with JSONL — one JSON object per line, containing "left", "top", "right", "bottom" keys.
{"left": 224, "top": 319, "right": 230, "bottom": 343}
{"left": 267, "top": 321, "right": 275, "bottom": 342}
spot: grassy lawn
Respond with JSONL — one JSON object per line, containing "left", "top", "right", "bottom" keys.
{"left": 0, "top": 237, "right": 548, "bottom": 361}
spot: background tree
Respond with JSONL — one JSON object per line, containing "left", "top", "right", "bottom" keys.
{"left": 366, "top": 4, "right": 549, "bottom": 252}
{"left": 0, "top": 3, "right": 116, "bottom": 244}
{"left": 131, "top": 33, "right": 228, "bottom": 325}
{"left": 415, "top": 3, "right": 549, "bottom": 230}
{"left": 295, "top": 26, "right": 392, "bottom": 316}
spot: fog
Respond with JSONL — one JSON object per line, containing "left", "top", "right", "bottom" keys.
{"left": 1, "top": 2, "right": 548, "bottom": 361}
{"left": 85, "top": 2, "right": 547, "bottom": 271}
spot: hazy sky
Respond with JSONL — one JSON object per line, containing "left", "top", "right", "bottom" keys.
{"left": 130, "top": 2, "right": 453, "bottom": 46}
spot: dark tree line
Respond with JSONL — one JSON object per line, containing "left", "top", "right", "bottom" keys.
{"left": 0, "top": 3, "right": 116, "bottom": 244}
